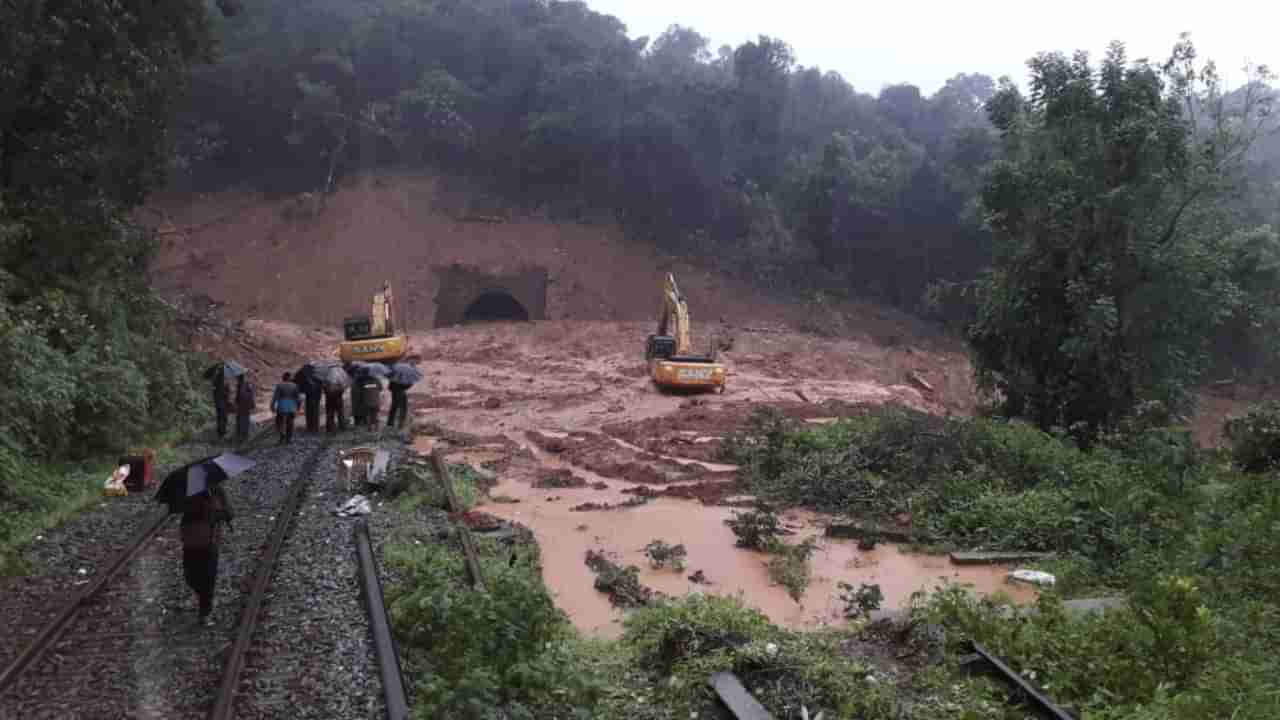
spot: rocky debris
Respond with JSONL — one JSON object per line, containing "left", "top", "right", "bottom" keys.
{"left": 569, "top": 497, "right": 650, "bottom": 512}
{"left": 907, "top": 370, "right": 935, "bottom": 394}
{"left": 533, "top": 469, "right": 587, "bottom": 489}
{"left": 688, "top": 570, "right": 711, "bottom": 585}
{"left": 160, "top": 292, "right": 305, "bottom": 391}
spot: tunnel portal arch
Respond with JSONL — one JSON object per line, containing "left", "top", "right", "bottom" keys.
{"left": 432, "top": 264, "right": 548, "bottom": 328}
{"left": 463, "top": 290, "right": 530, "bottom": 323}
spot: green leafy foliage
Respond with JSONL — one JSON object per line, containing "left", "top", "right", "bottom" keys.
{"left": 725, "top": 505, "right": 785, "bottom": 550}
{"left": 728, "top": 404, "right": 1213, "bottom": 565}
{"left": 0, "top": 0, "right": 215, "bottom": 557}
{"left": 643, "top": 540, "right": 687, "bottom": 572}
{"left": 390, "top": 461, "right": 483, "bottom": 512}
{"left": 838, "top": 582, "right": 884, "bottom": 619}
{"left": 1224, "top": 401, "right": 1280, "bottom": 472}
{"left": 969, "top": 37, "right": 1280, "bottom": 437}
{"left": 386, "top": 538, "right": 601, "bottom": 718}
{"left": 765, "top": 537, "right": 817, "bottom": 603}
{"left": 174, "top": 0, "right": 1010, "bottom": 310}
{"left": 621, "top": 595, "right": 894, "bottom": 717}
{"left": 585, "top": 550, "right": 656, "bottom": 608}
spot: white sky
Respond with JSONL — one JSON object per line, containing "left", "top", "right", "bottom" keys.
{"left": 585, "top": 0, "right": 1278, "bottom": 95}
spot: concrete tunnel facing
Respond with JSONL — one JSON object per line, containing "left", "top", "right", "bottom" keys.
{"left": 432, "top": 264, "right": 548, "bottom": 328}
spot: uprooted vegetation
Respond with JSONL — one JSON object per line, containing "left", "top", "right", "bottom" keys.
{"left": 585, "top": 549, "right": 658, "bottom": 608}
{"left": 718, "top": 403, "right": 1280, "bottom": 718}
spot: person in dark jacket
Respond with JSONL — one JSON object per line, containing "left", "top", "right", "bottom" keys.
{"left": 387, "top": 380, "right": 410, "bottom": 430}
{"left": 212, "top": 371, "right": 229, "bottom": 440}
{"left": 325, "top": 382, "right": 346, "bottom": 434}
{"left": 182, "top": 483, "right": 233, "bottom": 625}
{"left": 271, "top": 372, "right": 301, "bottom": 444}
{"left": 235, "top": 375, "right": 254, "bottom": 443}
{"left": 298, "top": 365, "right": 321, "bottom": 433}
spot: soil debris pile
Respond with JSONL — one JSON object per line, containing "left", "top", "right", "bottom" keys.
{"left": 584, "top": 549, "right": 658, "bottom": 608}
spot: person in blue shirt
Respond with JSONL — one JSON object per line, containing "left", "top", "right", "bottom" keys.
{"left": 271, "top": 372, "right": 301, "bottom": 445}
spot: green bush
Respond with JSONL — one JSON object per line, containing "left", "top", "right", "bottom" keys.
{"left": 622, "top": 594, "right": 893, "bottom": 717}
{"left": 725, "top": 506, "right": 785, "bottom": 550}
{"left": 1224, "top": 401, "right": 1280, "bottom": 472}
{"left": 913, "top": 577, "right": 1232, "bottom": 718}
{"left": 386, "top": 540, "right": 600, "bottom": 718}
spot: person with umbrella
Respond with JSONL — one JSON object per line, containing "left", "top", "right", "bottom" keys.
{"left": 296, "top": 363, "right": 323, "bottom": 434}
{"left": 351, "top": 362, "right": 389, "bottom": 431}
{"left": 387, "top": 360, "right": 423, "bottom": 430}
{"left": 204, "top": 361, "right": 244, "bottom": 440}
{"left": 155, "top": 454, "right": 252, "bottom": 625}
{"left": 320, "top": 363, "right": 350, "bottom": 434}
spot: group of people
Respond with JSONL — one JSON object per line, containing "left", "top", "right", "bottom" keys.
{"left": 211, "top": 361, "right": 418, "bottom": 446}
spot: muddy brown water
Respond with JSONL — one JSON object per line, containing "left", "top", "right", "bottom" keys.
{"left": 434, "top": 435, "right": 1038, "bottom": 639}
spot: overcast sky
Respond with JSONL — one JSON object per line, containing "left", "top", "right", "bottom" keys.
{"left": 585, "top": 0, "right": 1278, "bottom": 95}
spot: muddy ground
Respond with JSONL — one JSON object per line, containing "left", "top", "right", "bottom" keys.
{"left": 147, "top": 174, "right": 1270, "bottom": 637}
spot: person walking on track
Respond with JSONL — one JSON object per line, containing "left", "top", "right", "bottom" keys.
{"left": 271, "top": 372, "right": 301, "bottom": 444}
{"left": 235, "top": 374, "right": 255, "bottom": 443}
{"left": 181, "top": 483, "right": 233, "bottom": 626}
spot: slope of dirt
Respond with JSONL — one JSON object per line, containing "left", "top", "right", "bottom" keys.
{"left": 141, "top": 170, "right": 950, "bottom": 352}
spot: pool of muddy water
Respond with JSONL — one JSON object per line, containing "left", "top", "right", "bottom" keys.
{"left": 451, "top": 436, "right": 1038, "bottom": 639}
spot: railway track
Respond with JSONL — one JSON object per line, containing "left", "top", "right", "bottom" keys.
{"left": 0, "top": 428, "right": 367, "bottom": 719}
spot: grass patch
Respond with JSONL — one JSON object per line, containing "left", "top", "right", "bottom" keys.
{"left": 0, "top": 438, "right": 200, "bottom": 576}
{"left": 725, "top": 404, "right": 1280, "bottom": 718}
{"left": 384, "top": 528, "right": 601, "bottom": 718}
{"left": 389, "top": 460, "right": 485, "bottom": 513}
{"left": 619, "top": 594, "right": 896, "bottom": 718}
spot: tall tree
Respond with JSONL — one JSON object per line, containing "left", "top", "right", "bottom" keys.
{"left": 968, "top": 36, "right": 1278, "bottom": 436}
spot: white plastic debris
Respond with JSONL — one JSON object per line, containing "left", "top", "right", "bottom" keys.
{"left": 333, "top": 495, "right": 372, "bottom": 517}
{"left": 1008, "top": 569, "right": 1056, "bottom": 587}
{"left": 104, "top": 465, "right": 130, "bottom": 496}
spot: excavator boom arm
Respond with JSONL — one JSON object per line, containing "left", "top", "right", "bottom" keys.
{"left": 658, "top": 273, "right": 692, "bottom": 356}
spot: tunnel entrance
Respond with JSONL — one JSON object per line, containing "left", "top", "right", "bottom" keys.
{"left": 463, "top": 291, "right": 530, "bottom": 324}
{"left": 432, "top": 264, "right": 548, "bottom": 328}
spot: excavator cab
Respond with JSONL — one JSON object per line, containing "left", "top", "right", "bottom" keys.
{"left": 645, "top": 335, "right": 678, "bottom": 361}
{"left": 338, "top": 282, "right": 410, "bottom": 364}
{"left": 343, "top": 316, "right": 373, "bottom": 341}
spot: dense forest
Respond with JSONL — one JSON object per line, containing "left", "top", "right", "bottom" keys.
{"left": 173, "top": 0, "right": 1001, "bottom": 307}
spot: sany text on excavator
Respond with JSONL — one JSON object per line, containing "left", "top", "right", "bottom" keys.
{"left": 338, "top": 282, "right": 411, "bottom": 364}
{"left": 645, "top": 273, "right": 727, "bottom": 392}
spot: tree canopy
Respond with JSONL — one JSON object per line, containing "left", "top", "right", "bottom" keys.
{"left": 968, "top": 37, "right": 1280, "bottom": 436}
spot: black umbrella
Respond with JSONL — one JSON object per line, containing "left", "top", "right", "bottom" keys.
{"left": 203, "top": 360, "right": 248, "bottom": 382}
{"left": 154, "top": 453, "right": 255, "bottom": 514}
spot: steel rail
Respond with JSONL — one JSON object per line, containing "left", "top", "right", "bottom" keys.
{"left": 962, "top": 641, "right": 1076, "bottom": 720}
{"left": 0, "top": 510, "right": 171, "bottom": 692}
{"left": 206, "top": 440, "right": 329, "bottom": 720}
{"left": 0, "top": 422, "right": 277, "bottom": 694}
{"left": 354, "top": 518, "right": 410, "bottom": 720}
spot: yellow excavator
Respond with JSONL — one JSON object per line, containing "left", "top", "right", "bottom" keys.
{"left": 645, "top": 273, "right": 727, "bottom": 392}
{"left": 338, "top": 282, "right": 410, "bottom": 364}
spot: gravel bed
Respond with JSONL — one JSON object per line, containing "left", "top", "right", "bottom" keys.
{"left": 232, "top": 428, "right": 394, "bottom": 720}
{"left": 0, "top": 426, "right": 333, "bottom": 718}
